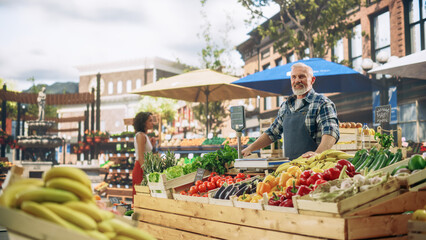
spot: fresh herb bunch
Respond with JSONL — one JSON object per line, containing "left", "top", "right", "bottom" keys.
{"left": 141, "top": 150, "right": 177, "bottom": 185}
{"left": 200, "top": 144, "right": 238, "bottom": 175}
{"left": 374, "top": 132, "right": 394, "bottom": 150}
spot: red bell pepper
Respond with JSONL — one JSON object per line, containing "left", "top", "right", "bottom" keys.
{"left": 335, "top": 159, "right": 355, "bottom": 173}
{"left": 299, "top": 170, "right": 313, "bottom": 186}
{"left": 307, "top": 172, "right": 323, "bottom": 186}
{"left": 268, "top": 192, "right": 281, "bottom": 206}
{"left": 296, "top": 185, "right": 312, "bottom": 197}
{"left": 323, "top": 167, "right": 341, "bottom": 181}
{"left": 313, "top": 179, "right": 328, "bottom": 190}
{"left": 279, "top": 198, "right": 293, "bottom": 207}
{"left": 285, "top": 181, "right": 299, "bottom": 199}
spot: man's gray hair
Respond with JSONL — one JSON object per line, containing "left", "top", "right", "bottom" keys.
{"left": 291, "top": 63, "right": 314, "bottom": 79}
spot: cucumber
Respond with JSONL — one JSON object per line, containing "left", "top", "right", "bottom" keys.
{"left": 391, "top": 165, "right": 409, "bottom": 176}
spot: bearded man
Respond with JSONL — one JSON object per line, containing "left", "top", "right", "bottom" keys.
{"left": 241, "top": 62, "right": 340, "bottom": 160}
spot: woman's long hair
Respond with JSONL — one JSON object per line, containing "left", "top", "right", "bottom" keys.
{"left": 133, "top": 112, "right": 152, "bottom": 133}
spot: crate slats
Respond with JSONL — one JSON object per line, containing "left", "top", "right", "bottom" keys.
{"left": 347, "top": 214, "right": 411, "bottom": 239}
{"left": 138, "top": 221, "right": 221, "bottom": 240}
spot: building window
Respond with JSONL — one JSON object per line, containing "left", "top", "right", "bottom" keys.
{"left": 117, "top": 81, "right": 123, "bottom": 94}
{"left": 286, "top": 53, "right": 296, "bottom": 63}
{"left": 399, "top": 100, "right": 426, "bottom": 142}
{"left": 126, "top": 80, "right": 132, "bottom": 93}
{"left": 108, "top": 82, "right": 113, "bottom": 94}
{"left": 276, "top": 96, "right": 285, "bottom": 107}
{"left": 350, "top": 23, "right": 363, "bottom": 72}
{"left": 136, "top": 79, "right": 142, "bottom": 89}
{"left": 262, "top": 63, "right": 271, "bottom": 70}
{"left": 372, "top": 11, "right": 391, "bottom": 62}
{"left": 264, "top": 97, "right": 272, "bottom": 110}
{"left": 261, "top": 48, "right": 270, "bottom": 60}
{"left": 332, "top": 38, "right": 344, "bottom": 63}
{"left": 407, "top": 0, "right": 426, "bottom": 53}
{"left": 275, "top": 57, "right": 283, "bottom": 66}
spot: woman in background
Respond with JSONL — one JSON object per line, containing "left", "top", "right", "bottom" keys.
{"left": 132, "top": 112, "right": 155, "bottom": 202}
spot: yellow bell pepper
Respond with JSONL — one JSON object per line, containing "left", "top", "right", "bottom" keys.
{"left": 287, "top": 166, "right": 302, "bottom": 178}
{"left": 238, "top": 194, "right": 252, "bottom": 202}
{"left": 256, "top": 182, "right": 272, "bottom": 195}
{"left": 250, "top": 194, "right": 263, "bottom": 203}
{"left": 263, "top": 175, "right": 278, "bottom": 188}
{"left": 278, "top": 172, "right": 292, "bottom": 187}
{"left": 286, "top": 177, "right": 300, "bottom": 188}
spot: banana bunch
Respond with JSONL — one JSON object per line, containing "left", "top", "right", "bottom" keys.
{"left": 275, "top": 149, "right": 354, "bottom": 174}
{"left": 0, "top": 167, "right": 156, "bottom": 240}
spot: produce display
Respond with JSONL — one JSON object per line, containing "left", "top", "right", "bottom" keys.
{"left": 350, "top": 147, "right": 403, "bottom": 172}
{"left": 180, "top": 138, "right": 205, "bottom": 146}
{"left": 0, "top": 167, "right": 155, "bottom": 240}
{"left": 211, "top": 175, "right": 258, "bottom": 200}
{"left": 274, "top": 149, "right": 354, "bottom": 173}
{"left": 390, "top": 154, "right": 426, "bottom": 177}
{"left": 201, "top": 137, "right": 226, "bottom": 145}
{"left": 412, "top": 206, "right": 426, "bottom": 221}
{"left": 180, "top": 172, "right": 253, "bottom": 198}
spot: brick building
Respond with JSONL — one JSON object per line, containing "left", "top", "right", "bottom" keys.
{"left": 236, "top": 0, "right": 426, "bottom": 142}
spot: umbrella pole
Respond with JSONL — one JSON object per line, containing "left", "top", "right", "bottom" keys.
{"left": 205, "top": 88, "right": 209, "bottom": 138}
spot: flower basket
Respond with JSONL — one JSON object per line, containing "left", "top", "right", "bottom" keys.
{"left": 86, "top": 137, "right": 93, "bottom": 143}
{"left": 94, "top": 136, "right": 102, "bottom": 143}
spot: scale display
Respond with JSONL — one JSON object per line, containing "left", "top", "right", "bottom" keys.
{"left": 230, "top": 106, "right": 246, "bottom": 132}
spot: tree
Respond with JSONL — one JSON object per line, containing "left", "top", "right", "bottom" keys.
{"left": 237, "top": 0, "right": 360, "bottom": 59}
{"left": 192, "top": 101, "right": 228, "bottom": 136}
{"left": 137, "top": 96, "right": 178, "bottom": 123}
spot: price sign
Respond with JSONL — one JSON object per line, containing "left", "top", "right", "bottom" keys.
{"left": 188, "top": 153, "right": 194, "bottom": 159}
{"left": 117, "top": 184, "right": 121, "bottom": 188}
{"left": 125, "top": 185, "right": 129, "bottom": 189}
{"left": 109, "top": 169, "right": 113, "bottom": 173}
{"left": 230, "top": 106, "right": 246, "bottom": 132}
{"left": 117, "top": 169, "right": 121, "bottom": 173}
{"left": 375, "top": 105, "right": 391, "bottom": 124}
{"left": 109, "top": 197, "right": 121, "bottom": 204}
{"left": 125, "top": 137, "right": 129, "bottom": 141}
{"left": 125, "top": 169, "right": 129, "bottom": 173}
{"left": 117, "top": 137, "right": 121, "bottom": 141}
{"left": 194, "top": 168, "right": 206, "bottom": 184}
{"left": 165, "top": 134, "right": 172, "bottom": 140}
{"left": 207, "top": 133, "right": 213, "bottom": 139}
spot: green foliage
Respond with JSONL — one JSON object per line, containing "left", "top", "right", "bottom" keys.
{"left": 142, "top": 150, "right": 177, "bottom": 185}
{"left": 199, "top": 144, "right": 238, "bottom": 175}
{"left": 137, "top": 96, "right": 178, "bottom": 123}
{"left": 236, "top": 0, "right": 360, "bottom": 59}
{"left": 192, "top": 101, "right": 227, "bottom": 136}
{"left": 374, "top": 132, "right": 394, "bottom": 150}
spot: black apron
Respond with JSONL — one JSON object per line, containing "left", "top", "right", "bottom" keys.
{"left": 283, "top": 102, "right": 318, "bottom": 160}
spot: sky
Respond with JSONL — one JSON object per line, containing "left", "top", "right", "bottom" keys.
{"left": 0, "top": 0, "right": 279, "bottom": 91}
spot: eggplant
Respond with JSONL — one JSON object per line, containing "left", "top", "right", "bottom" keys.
{"left": 234, "top": 185, "right": 248, "bottom": 197}
{"left": 214, "top": 185, "right": 226, "bottom": 199}
{"left": 219, "top": 185, "right": 233, "bottom": 199}
{"left": 238, "top": 182, "right": 247, "bottom": 190}
{"left": 225, "top": 186, "right": 238, "bottom": 199}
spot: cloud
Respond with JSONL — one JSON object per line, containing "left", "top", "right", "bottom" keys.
{"left": 0, "top": 0, "right": 279, "bottom": 91}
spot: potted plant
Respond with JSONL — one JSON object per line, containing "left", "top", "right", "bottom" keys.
{"left": 85, "top": 130, "right": 94, "bottom": 143}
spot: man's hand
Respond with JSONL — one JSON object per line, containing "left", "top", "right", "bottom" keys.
{"left": 302, "top": 151, "right": 317, "bottom": 158}
{"left": 241, "top": 148, "right": 252, "bottom": 157}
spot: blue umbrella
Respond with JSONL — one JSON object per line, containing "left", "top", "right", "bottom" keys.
{"left": 232, "top": 58, "right": 379, "bottom": 95}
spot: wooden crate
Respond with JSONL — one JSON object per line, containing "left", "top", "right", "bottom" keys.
{"left": 408, "top": 220, "right": 426, "bottom": 240}
{"left": 296, "top": 178, "right": 400, "bottom": 215}
{"left": 134, "top": 192, "right": 425, "bottom": 240}
{"left": 378, "top": 158, "right": 426, "bottom": 191}
{"left": 231, "top": 195, "right": 263, "bottom": 210}
{"left": 134, "top": 185, "right": 150, "bottom": 196}
{"left": 262, "top": 193, "right": 298, "bottom": 214}
{"left": 173, "top": 193, "right": 209, "bottom": 204}
{"left": 0, "top": 207, "right": 93, "bottom": 240}
{"left": 147, "top": 171, "right": 210, "bottom": 199}
{"left": 333, "top": 128, "right": 377, "bottom": 151}
{"left": 207, "top": 188, "right": 234, "bottom": 206}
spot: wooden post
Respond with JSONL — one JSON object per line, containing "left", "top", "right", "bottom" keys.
{"left": 15, "top": 103, "right": 21, "bottom": 160}
{"left": 397, "top": 127, "right": 402, "bottom": 148}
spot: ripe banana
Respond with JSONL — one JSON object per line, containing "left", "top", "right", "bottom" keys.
{"left": 100, "top": 209, "right": 116, "bottom": 221}
{"left": 107, "top": 218, "right": 156, "bottom": 240}
{"left": 64, "top": 201, "right": 103, "bottom": 222}
{"left": 0, "top": 180, "right": 43, "bottom": 208}
{"left": 98, "top": 220, "right": 114, "bottom": 233}
{"left": 7, "top": 178, "right": 44, "bottom": 188}
{"left": 20, "top": 201, "right": 85, "bottom": 234}
{"left": 324, "top": 157, "right": 337, "bottom": 162}
{"left": 43, "top": 167, "right": 91, "bottom": 189}
{"left": 16, "top": 187, "right": 79, "bottom": 207}
{"left": 42, "top": 202, "right": 97, "bottom": 230}
{"left": 46, "top": 178, "right": 93, "bottom": 201}
{"left": 336, "top": 153, "right": 354, "bottom": 160}
{"left": 112, "top": 235, "right": 134, "bottom": 240}
{"left": 103, "top": 231, "right": 117, "bottom": 239}
{"left": 85, "top": 230, "right": 109, "bottom": 240}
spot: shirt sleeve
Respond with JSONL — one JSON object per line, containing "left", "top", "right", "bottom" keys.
{"left": 265, "top": 109, "right": 284, "bottom": 142}
{"left": 317, "top": 101, "right": 340, "bottom": 143}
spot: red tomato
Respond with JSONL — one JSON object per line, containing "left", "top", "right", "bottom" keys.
{"left": 246, "top": 174, "right": 251, "bottom": 179}
{"left": 211, "top": 176, "right": 220, "bottom": 183}
{"left": 236, "top": 178, "right": 243, "bottom": 183}
{"left": 195, "top": 180, "right": 203, "bottom": 186}
{"left": 225, "top": 176, "right": 232, "bottom": 180}
{"left": 191, "top": 193, "right": 200, "bottom": 197}
{"left": 198, "top": 184, "right": 207, "bottom": 193}
{"left": 226, "top": 179, "right": 234, "bottom": 185}
{"left": 236, "top": 173, "right": 245, "bottom": 179}
{"left": 206, "top": 182, "right": 216, "bottom": 190}
{"left": 202, "top": 194, "right": 208, "bottom": 197}
{"left": 216, "top": 180, "right": 224, "bottom": 187}
{"left": 189, "top": 186, "right": 198, "bottom": 195}
{"left": 180, "top": 191, "right": 187, "bottom": 195}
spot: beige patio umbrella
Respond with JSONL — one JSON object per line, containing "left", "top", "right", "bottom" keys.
{"left": 131, "top": 69, "right": 278, "bottom": 136}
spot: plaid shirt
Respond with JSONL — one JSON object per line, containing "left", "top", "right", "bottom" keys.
{"left": 265, "top": 89, "right": 340, "bottom": 145}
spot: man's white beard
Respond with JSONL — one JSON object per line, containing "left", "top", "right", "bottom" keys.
{"left": 292, "top": 84, "right": 309, "bottom": 96}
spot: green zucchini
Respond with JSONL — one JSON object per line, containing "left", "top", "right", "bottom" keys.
{"left": 356, "top": 154, "right": 372, "bottom": 172}
{"left": 391, "top": 165, "right": 409, "bottom": 176}
{"left": 388, "top": 149, "right": 403, "bottom": 166}
{"left": 373, "top": 154, "right": 387, "bottom": 170}
{"left": 354, "top": 152, "right": 368, "bottom": 169}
